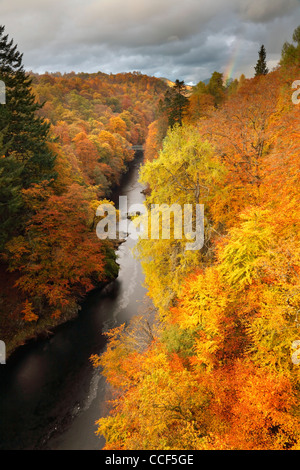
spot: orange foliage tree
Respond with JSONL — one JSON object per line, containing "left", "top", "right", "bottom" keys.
{"left": 93, "top": 39, "right": 300, "bottom": 450}
{"left": 5, "top": 183, "right": 108, "bottom": 319}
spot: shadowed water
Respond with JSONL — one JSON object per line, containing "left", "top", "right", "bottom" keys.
{"left": 0, "top": 153, "right": 149, "bottom": 450}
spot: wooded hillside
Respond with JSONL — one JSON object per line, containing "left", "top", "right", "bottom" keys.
{"left": 0, "top": 25, "right": 168, "bottom": 356}
{"left": 93, "top": 27, "right": 300, "bottom": 450}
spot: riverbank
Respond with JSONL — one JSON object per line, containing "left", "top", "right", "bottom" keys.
{"left": 0, "top": 151, "right": 149, "bottom": 450}
{"left": 1, "top": 153, "right": 142, "bottom": 362}
{"left": 0, "top": 235, "right": 125, "bottom": 361}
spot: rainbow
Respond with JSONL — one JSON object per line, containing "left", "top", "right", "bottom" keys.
{"left": 223, "top": 41, "right": 241, "bottom": 83}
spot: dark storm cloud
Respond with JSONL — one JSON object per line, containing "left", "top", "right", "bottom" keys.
{"left": 236, "top": 0, "right": 299, "bottom": 22}
{"left": 1, "top": 0, "right": 300, "bottom": 83}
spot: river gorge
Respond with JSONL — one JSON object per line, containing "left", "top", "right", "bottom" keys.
{"left": 0, "top": 152, "right": 150, "bottom": 450}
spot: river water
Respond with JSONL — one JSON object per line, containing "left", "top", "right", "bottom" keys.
{"left": 0, "top": 152, "right": 150, "bottom": 450}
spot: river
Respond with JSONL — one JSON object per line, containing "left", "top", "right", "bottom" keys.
{"left": 0, "top": 152, "right": 150, "bottom": 450}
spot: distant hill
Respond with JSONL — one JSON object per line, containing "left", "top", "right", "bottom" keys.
{"left": 159, "top": 77, "right": 176, "bottom": 88}
{"left": 159, "top": 77, "right": 193, "bottom": 95}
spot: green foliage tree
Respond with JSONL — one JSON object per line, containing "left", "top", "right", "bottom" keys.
{"left": 0, "top": 25, "right": 56, "bottom": 249}
{"left": 207, "top": 71, "right": 225, "bottom": 106}
{"left": 225, "top": 78, "right": 239, "bottom": 95}
{"left": 162, "top": 79, "right": 189, "bottom": 128}
{"left": 0, "top": 25, "right": 56, "bottom": 184}
{"left": 0, "top": 153, "right": 23, "bottom": 250}
{"left": 254, "top": 45, "right": 269, "bottom": 76}
{"left": 280, "top": 25, "right": 300, "bottom": 67}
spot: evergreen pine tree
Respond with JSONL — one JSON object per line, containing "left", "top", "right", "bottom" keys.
{"left": 163, "top": 79, "right": 189, "bottom": 128}
{"left": 0, "top": 25, "right": 56, "bottom": 249}
{"left": 0, "top": 25, "right": 56, "bottom": 184}
{"left": 0, "top": 154, "right": 23, "bottom": 250}
{"left": 254, "top": 45, "right": 269, "bottom": 76}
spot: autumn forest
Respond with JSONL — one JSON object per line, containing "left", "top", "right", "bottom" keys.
{"left": 1, "top": 22, "right": 300, "bottom": 451}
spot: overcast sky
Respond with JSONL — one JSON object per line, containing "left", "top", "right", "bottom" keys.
{"left": 1, "top": 0, "right": 300, "bottom": 84}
